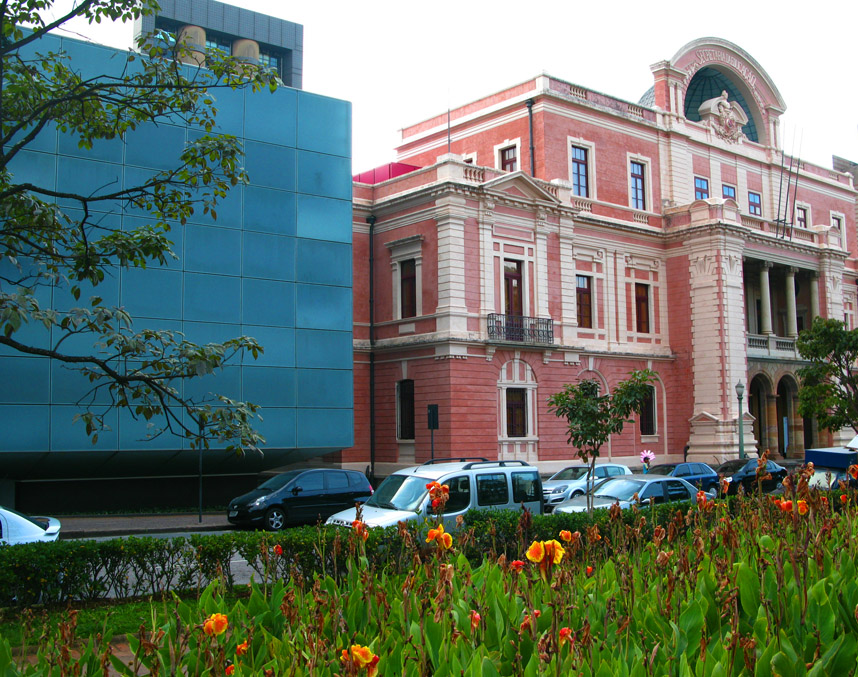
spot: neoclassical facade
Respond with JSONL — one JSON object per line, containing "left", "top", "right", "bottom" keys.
{"left": 342, "top": 37, "right": 857, "bottom": 475}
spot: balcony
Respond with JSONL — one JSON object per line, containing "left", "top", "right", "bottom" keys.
{"left": 747, "top": 334, "right": 800, "bottom": 360}
{"left": 487, "top": 313, "right": 554, "bottom": 345}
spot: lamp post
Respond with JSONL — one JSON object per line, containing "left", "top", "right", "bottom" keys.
{"left": 735, "top": 381, "right": 746, "bottom": 460}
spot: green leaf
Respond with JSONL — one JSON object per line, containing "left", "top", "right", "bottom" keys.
{"left": 678, "top": 600, "right": 704, "bottom": 658}
{"left": 736, "top": 562, "right": 761, "bottom": 620}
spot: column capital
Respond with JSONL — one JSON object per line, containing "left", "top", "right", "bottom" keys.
{"left": 761, "top": 261, "right": 773, "bottom": 270}
{"left": 787, "top": 266, "right": 798, "bottom": 276}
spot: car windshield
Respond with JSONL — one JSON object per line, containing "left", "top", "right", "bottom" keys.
{"left": 647, "top": 464, "right": 676, "bottom": 476}
{"left": 550, "top": 467, "right": 589, "bottom": 481}
{"left": 257, "top": 471, "right": 303, "bottom": 493}
{"left": 364, "top": 475, "right": 430, "bottom": 512}
{"left": 593, "top": 479, "right": 646, "bottom": 502}
{"left": 717, "top": 460, "right": 748, "bottom": 474}
{"left": 2, "top": 506, "right": 47, "bottom": 531}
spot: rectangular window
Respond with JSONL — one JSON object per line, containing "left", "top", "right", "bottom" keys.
{"left": 476, "top": 473, "right": 509, "bottom": 506}
{"left": 400, "top": 258, "right": 417, "bottom": 319}
{"left": 205, "top": 34, "right": 231, "bottom": 53}
{"left": 397, "top": 379, "right": 415, "bottom": 440}
{"left": 506, "top": 388, "right": 527, "bottom": 437}
{"left": 722, "top": 184, "right": 736, "bottom": 200}
{"left": 443, "top": 475, "right": 471, "bottom": 513}
{"left": 576, "top": 275, "right": 593, "bottom": 328}
{"left": 512, "top": 471, "right": 540, "bottom": 503}
{"left": 639, "top": 385, "right": 656, "bottom": 436}
{"left": 635, "top": 283, "right": 650, "bottom": 333}
{"left": 833, "top": 215, "right": 843, "bottom": 230}
{"left": 571, "top": 146, "right": 589, "bottom": 197}
{"left": 500, "top": 146, "right": 518, "bottom": 172}
{"left": 795, "top": 206, "right": 807, "bottom": 228}
{"left": 630, "top": 161, "right": 646, "bottom": 210}
{"left": 748, "top": 192, "right": 762, "bottom": 216}
{"left": 694, "top": 177, "right": 709, "bottom": 200}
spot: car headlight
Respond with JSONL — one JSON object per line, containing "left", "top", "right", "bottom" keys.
{"left": 251, "top": 497, "right": 266, "bottom": 507}
{"left": 551, "top": 485, "right": 568, "bottom": 494}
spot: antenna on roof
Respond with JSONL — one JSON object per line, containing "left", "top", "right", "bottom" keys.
{"left": 774, "top": 126, "right": 788, "bottom": 237}
{"left": 787, "top": 130, "right": 804, "bottom": 242}
{"left": 775, "top": 127, "right": 797, "bottom": 238}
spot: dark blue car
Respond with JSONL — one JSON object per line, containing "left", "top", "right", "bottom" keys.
{"left": 647, "top": 462, "right": 719, "bottom": 491}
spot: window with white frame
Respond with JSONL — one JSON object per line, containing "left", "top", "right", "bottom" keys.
{"left": 494, "top": 139, "right": 521, "bottom": 173}
{"left": 571, "top": 145, "right": 589, "bottom": 197}
{"left": 576, "top": 274, "right": 593, "bottom": 328}
{"left": 628, "top": 158, "right": 649, "bottom": 211}
{"left": 635, "top": 283, "right": 650, "bottom": 334}
{"left": 639, "top": 385, "right": 656, "bottom": 436}
{"left": 385, "top": 235, "right": 423, "bottom": 320}
{"left": 831, "top": 212, "right": 846, "bottom": 250}
{"left": 498, "top": 359, "right": 537, "bottom": 440}
{"left": 794, "top": 205, "right": 808, "bottom": 228}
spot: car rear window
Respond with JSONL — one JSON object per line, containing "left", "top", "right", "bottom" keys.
{"left": 476, "top": 473, "right": 509, "bottom": 506}
{"left": 348, "top": 472, "right": 368, "bottom": 488}
{"left": 327, "top": 471, "right": 349, "bottom": 490}
{"left": 444, "top": 475, "right": 471, "bottom": 513}
{"left": 512, "top": 472, "right": 540, "bottom": 503}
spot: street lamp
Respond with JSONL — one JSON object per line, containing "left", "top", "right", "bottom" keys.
{"left": 735, "top": 381, "right": 746, "bottom": 460}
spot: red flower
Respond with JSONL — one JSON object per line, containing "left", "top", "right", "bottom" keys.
{"left": 273, "top": 544, "right": 283, "bottom": 556}
{"left": 559, "top": 530, "right": 572, "bottom": 542}
{"left": 469, "top": 609, "right": 481, "bottom": 632}
{"left": 509, "top": 559, "right": 525, "bottom": 572}
{"left": 848, "top": 465, "right": 858, "bottom": 480}
{"left": 797, "top": 500, "right": 809, "bottom": 515}
{"left": 559, "top": 627, "right": 573, "bottom": 648}
{"left": 585, "top": 565, "right": 594, "bottom": 577}
{"left": 780, "top": 500, "right": 793, "bottom": 512}
{"left": 352, "top": 520, "right": 369, "bottom": 541}
{"left": 226, "top": 665, "right": 235, "bottom": 676}
{"left": 841, "top": 494, "right": 849, "bottom": 505}
{"left": 236, "top": 640, "right": 249, "bottom": 656}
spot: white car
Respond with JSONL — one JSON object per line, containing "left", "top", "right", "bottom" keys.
{"left": 0, "top": 506, "right": 61, "bottom": 545}
{"left": 542, "top": 463, "right": 631, "bottom": 511}
{"left": 554, "top": 475, "right": 714, "bottom": 514}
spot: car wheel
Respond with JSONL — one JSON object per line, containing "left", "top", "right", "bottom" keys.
{"left": 264, "top": 507, "right": 287, "bottom": 531}
{"left": 571, "top": 491, "right": 583, "bottom": 498}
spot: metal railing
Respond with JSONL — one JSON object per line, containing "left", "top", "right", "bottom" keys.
{"left": 487, "top": 313, "right": 554, "bottom": 344}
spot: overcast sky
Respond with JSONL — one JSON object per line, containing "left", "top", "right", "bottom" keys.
{"left": 55, "top": 0, "right": 858, "bottom": 176}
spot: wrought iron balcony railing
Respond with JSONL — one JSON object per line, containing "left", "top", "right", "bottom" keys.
{"left": 487, "top": 313, "right": 554, "bottom": 345}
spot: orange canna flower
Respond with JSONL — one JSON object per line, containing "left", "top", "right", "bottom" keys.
{"left": 820, "top": 496, "right": 829, "bottom": 505}
{"left": 848, "top": 465, "right": 858, "bottom": 480}
{"left": 797, "top": 500, "right": 809, "bottom": 515}
{"left": 352, "top": 520, "right": 369, "bottom": 541}
{"left": 342, "top": 645, "right": 379, "bottom": 677}
{"left": 585, "top": 565, "right": 594, "bottom": 577}
{"left": 841, "top": 494, "right": 849, "bottom": 504}
{"left": 273, "top": 544, "right": 283, "bottom": 556}
{"left": 236, "top": 640, "right": 249, "bottom": 656}
{"left": 780, "top": 500, "right": 793, "bottom": 512}
{"left": 519, "top": 610, "right": 542, "bottom": 634}
{"left": 543, "top": 540, "right": 565, "bottom": 565}
{"left": 469, "top": 609, "right": 481, "bottom": 632}
{"left": 526, "top": 540, "right": 545, "bottom": 563}
{"left": 559, "top": 530, "right": 572, "bottom": 542}
{"left": 559, "top": 627, "right": 573, "bottom": 647}
{"left": 203, "top": 613, "right": 228, "bottom": 637}
{"left": 509, "top": 559, "right": 526, "bottom": 572}
{"left": 426, "top": 524, "right": 453, "bottom": 549}
{"left": 226, "top": 665, "right": 235, "bottom": 676}
{"left": 440, "top": 532, "right": 453, "bottom": 549}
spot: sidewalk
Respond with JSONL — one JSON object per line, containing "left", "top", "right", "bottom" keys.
{"left": 58, "top": 512, "right": 233, "bottom": 539}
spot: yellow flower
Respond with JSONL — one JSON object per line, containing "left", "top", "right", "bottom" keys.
{"left": 526, "top": 540, "right": 545, "bottom": 563}
{"left": 559, "top": 530, "right": 572, "bottom": 542}
{"left": 797, "top": 499, "right": 809, "bottom": 515}
{"left": 203, "top": 613, "right": 228, "bottom": 637}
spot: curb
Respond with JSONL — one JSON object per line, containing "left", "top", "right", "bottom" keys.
{"left": 61, "top": 523, "right": 229, "bottom": 540}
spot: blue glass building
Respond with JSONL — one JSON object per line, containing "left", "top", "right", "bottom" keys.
{"left": 0, "top": 1, "right": 353, "bottom": 510}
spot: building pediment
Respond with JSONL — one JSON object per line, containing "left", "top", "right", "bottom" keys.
{"left": 482, "top": 171, "right": 561, "bottom": 204}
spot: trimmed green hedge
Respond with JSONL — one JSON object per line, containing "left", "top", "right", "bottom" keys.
{"left": 0, "top": 500, "right": 705, "bottom": 607}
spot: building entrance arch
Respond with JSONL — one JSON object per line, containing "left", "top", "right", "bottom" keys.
{"left": 775, "top": 375, "right": 801, "bottom": 458}
{"left": 749, "top": 374, "right": 771, "bottom": 455}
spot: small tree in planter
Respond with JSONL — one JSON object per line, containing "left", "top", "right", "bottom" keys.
{"left": 548, "top": 369, "right": 656, "bottom": 514}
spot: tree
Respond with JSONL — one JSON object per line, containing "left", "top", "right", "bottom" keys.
{"left": 547, "top": 369, "right": 656, "bottom": 513}
{"left": 0, "top": 0, "right": 279, "bottom": 451}
{"left": 797, "top": 317, "right": 858, "bottom": 435}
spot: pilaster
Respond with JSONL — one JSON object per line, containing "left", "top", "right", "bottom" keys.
{"left": 435, "top": 195, "right": 469, "bottom": 335}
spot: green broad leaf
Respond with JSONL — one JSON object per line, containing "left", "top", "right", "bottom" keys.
{"left": 771, "top": 652, "right": 797, "bottom": 677}
{"left": 424, "top": 616, "right": 444, "bottom": 671}
{"left": 755, "top": 636, "right": 778, "bottom": 677}
{"left": 679, "top": 601, "right": 704, "bottom": 658}
{"left": 595, "top": 659, "right": 616, "bottom": 677}
{"left": 807, "top": 580, "right": 835, "bottom": 646}
{"left": 523, "top": 653, "right": 539, "bottom": 677}
{"left": 709, "top": 663, "right": 728, "bottom": 677}
{"left": 737, "top": 563, "right": 761, "bottom": 620}
{"left": 478, "top": 656, "right": 500, "bottom": 677}
{"left": 821, "top": 634, "right": 857, "bottom": 675}
{"left": 759, "top": 535, "right": 775, "bottom": 551}
{"left": 677, "top": 653, "right": 692, "bottom": 677}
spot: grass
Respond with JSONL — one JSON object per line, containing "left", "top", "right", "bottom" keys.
{"left": 0, "top": 589, "right": 250, "bottom": 648}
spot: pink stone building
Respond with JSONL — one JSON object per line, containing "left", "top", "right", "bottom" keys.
{"left": 343, "top": 38, "right": 858, "bottom": 476}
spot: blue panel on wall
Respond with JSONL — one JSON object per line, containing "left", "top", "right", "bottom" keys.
{"left": 122, "top": 267, "right": 183, "bottom": 319}
{"left": 297, "top": 408, "right": 353, "bottom": 448}
{"left": 242, "top": 231, "right": 294, "bottom": 280}
{"left": 53, "top": 273, "right": 120, "bottom": 313}
{"left": 184, "top": 224, "right": 241, "bottom": 275}
{"left": 245, "top": 87, "right": 296, "bottom": 147}
{"left": 240, "top": 325, "right": 294, "bottom": 367}
{"left": 296, "top": 239, "right": 351, "bottom": 287}
{"left": 296, "top": 150, "right": 351, "bottom": 200}
{"left": 297, "top": 92, "right": 350, "bottom": 157}
{"left": 244, "top": 186, "right": 295, "bottom": 235}
{"left": 182, "top": 321, "right": 244, "bottom": 346}
{"left": 295, "top": 284, "right": 351, "bottom": 331}
{"left": 189, "top": 182, "right": 243, "bottom": 228}
{"left": 183, "top": 365, "right": 241, "bottom": 403}
{"left": 184, "top": 273, "right": 241, "bottom": 323}
{"left": 125, "top": 123, "right": 186, "bottom": 171}
{"left": 0, "top": 314, "right": 51, "bottom": 357}
{"left": 57, "top": 155, "right": 122, "bottom": 208}
{"left": 295, "top": 369, "right": 352, "bottom": 408}
{"left": 255, "top": 407, "right": 296, "bottom": 449}
{"left": 9, "top": 150, "right": 57, "bottom": 191}
{"left": 16, "top": 120, "right": 57, "bottom": 154}
{"left": 51, "top": 359, "right": 112, "bottom": 406}
{"left": 242, "top": 366, "right": 295, "bottom": 407}
{"left": 244, "top": 142, "right": 295, "bottom": 191}
{"left": 242, "top": 279, "right": 294, "bottom": 327}
{"left": 296, "top": 195, "right": 351, "bottom": 243}
{"left": 207, "top": 89, "right": 245, "bottom": 136}
{"left": 295, "top": 330, "right": 352, "bottom": 369}
{"left": 58, "top": 129, "right": 123, "bottom": 163}
{"left": 0, "top": 406, "right": 50, "bottom": 451}
{"left": 0, "top": 357, "right": 50, "bottom": 404}
{"left": 122, "top": 215, "right": 182, "bottom": 269}
{"left": 118, "top": 406, "right": 168, "bottom": 450}
{"left": 50, "top": 405, "right": 118, "bottom": 452}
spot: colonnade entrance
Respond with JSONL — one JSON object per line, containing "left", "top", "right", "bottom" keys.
{"left": 748, "top": 372, "right": 810, "bottom": 458}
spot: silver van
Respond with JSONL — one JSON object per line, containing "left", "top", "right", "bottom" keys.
{"left": 326, "top": 458, "right": 543, "bottom": 530}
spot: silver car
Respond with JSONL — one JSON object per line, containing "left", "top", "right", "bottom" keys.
{"left": 553, "top": 474, "right": 713, "bottom": 514}
{"left": 0, "top": 506, "right": 61, "bottom": 545}
{"left": 542, "top": 463, "right": 631, "bottom": 511}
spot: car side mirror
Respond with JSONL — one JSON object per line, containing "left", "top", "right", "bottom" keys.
{"left": 639, "top": 497, "right": 651, "bottom": 506}
{"left": 292, "top": 486, "right": 302, "bottom": 495}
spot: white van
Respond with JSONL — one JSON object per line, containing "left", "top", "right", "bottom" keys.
{"left": 326, "top": 458, "right": 543, "bottom": 530}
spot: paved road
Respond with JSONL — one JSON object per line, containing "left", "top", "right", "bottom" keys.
{"left": 58, "top": 512, "right": 234, "bottom": 539}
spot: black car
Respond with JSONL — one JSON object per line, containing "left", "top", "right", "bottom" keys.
{"left": 228, "top": 469, "right": 373, "bottom": 530}
{"left": 647, "top": 462, "right": 719, "bottom": 491}
{"left": 716, "top": 458, "right": 787, "bottom": 494}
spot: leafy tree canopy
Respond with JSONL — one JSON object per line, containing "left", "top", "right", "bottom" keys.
{"left": 0, "top": 0, "right": 280, "bottom": 451}
{"left": 797, "top": 317, "right": 858, "bottom": 434}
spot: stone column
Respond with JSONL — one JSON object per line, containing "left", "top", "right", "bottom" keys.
{"left": 786, "top": 267, "right": 798, "bottom": 337}
{"left": 759, "top": 262, "right": 773, "bottom": 335}
{"left": 810, "top": 273, "right": 820, "bottom": 321}
{"left": 765, "top": 394, "right": 778, "bottom": 457}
